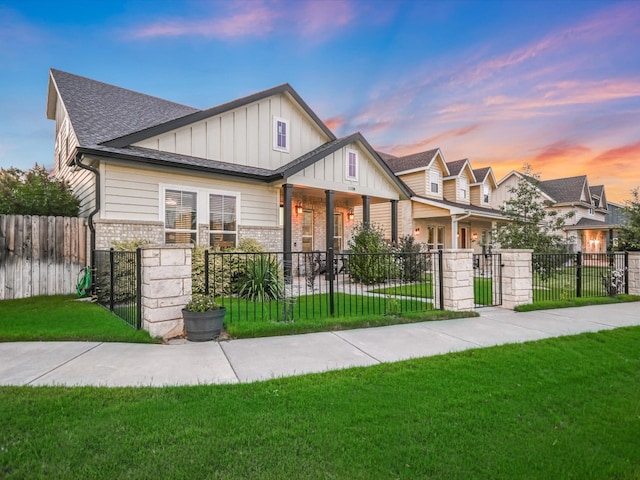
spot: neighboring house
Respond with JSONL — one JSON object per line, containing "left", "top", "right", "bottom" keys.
{"left": 494, "top": 172, "right": 616, "bottom": 253}
{"left": 46, "top": 69, "right": 411, "bottom": 254}
{"left": 372, "top": 150, "right": 505, "bottom": 252}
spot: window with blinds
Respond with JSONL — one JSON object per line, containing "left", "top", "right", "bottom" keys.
{"left": 165, "top": 189, "right": 197, "bottom": 244}
{"left": 209, "top": 194, "right": 237, "bottom": 250}
{"left": 430, "top": 170, "right": 440, "bottom": 194}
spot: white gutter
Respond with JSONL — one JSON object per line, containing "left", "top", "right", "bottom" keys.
{"left": 451, "top": 211, "right": 472, "bottom": 249}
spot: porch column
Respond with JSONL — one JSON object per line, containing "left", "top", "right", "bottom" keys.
{"left": 451, "top": 217, "right": 459, "bottom": 249}
{"left": 325, "top": 190, "right": 335, "bottom": 281}
{"left": 390, "top": 200, "right": 398, "bottom": 243}
{"left": 282, "top": 184, "right": 293, "bottom": 282}
{"left": 362, "top": 195, "right": 371, "bottom": 226}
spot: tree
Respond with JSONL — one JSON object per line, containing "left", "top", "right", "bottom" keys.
{"left": 492, "top": 164, "right": 573, "bottom": 253}
{"left": 617, "top": 188, "right": 640, "bottom": 251}
{"left": 0, "top": 164, "right": 80, "bottom": 216}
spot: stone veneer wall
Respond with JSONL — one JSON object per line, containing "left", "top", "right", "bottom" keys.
{"left": 140, "top": 244, "right": 192, "bottom": 338}
{"left": 439, "top": 249, "right": 474, "bottom": 311}
{"left": 496, "top": 249, "right": 533, "bottom": 309}
{"left": 628, "top": 252, "right": 640, "bottom": 295}
{"left": 95, "top": 220, "right": 163, "bottom": 249}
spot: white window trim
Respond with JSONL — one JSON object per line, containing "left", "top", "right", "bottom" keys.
{"left": 160, "top": 184, "right": 241, "bottom": 246}
{"left": 346, "top": 149, "right": 358, "bottom": 181}
{"left": 483, "top": 184, "right": 490, "bottom": 204}
{"left": 273, "top": 116, "right": 289, "bottom": 153}
{"left": 459, "top": 177, "right": 468, "bottom": 200}
{"left": 429, "top": 170, "right": 440, "bottom": 194}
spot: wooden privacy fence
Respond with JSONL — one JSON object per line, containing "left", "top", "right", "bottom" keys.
{"left": 0, "top": 215, "right": 89, "bottom": 300}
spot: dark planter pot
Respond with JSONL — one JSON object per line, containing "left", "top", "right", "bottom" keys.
{"left": 182, "top": 308, "right": 226, "bottom": 342}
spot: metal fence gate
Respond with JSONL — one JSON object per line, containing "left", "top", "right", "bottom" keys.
{"left": 473, "top": 253, "right": 502, "bottom": 307}
{"left": 93, "top": 248, "right": 142, "bottom": 329}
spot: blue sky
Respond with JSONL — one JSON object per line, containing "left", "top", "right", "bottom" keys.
{"left": 1, "top": 0, "right": 638, "bottom": 202}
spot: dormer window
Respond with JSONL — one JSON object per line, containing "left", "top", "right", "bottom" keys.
{"left": 588, "top": 207, "right": 595, "bottom": 216}
{"left": 430, "top": 170, "right": 440, "bottom": 194}
{"left": 459, "top": 177, "right": 468, "bottom": 200}
{"left": 346, "top": 150, "right": 358, "bottom": 180}
{"left": 273, "top": 117, "right": 289, "bottom": 153}
{"left": 483, "top": 184, "right": 490, "bottom": 204}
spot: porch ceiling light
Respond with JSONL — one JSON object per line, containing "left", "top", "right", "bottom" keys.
{"left": 295, "top": 201, "right": 304, "bottom": 215}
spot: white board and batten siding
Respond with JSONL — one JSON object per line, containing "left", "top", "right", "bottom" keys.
{"left": 290, "top": 144, "right": 401, "bottom": 200}
{"left": 0, "top": 215, "right": 88, "bottom": 300}
{"left": 133, "top": 93, "right": 329, "bottom": 171}
{"left": 100, "top": 163, "right": 280, "bottom": 227}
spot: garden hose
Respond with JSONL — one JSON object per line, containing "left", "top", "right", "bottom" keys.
{"left": 76, "top": 266, "right": 92, "bottom": 297}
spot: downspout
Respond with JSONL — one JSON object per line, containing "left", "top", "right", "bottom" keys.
{"left": 72, "top": 153, "right": 100, "bottom": 277}
{"left": 451, "top": 211, "right": 472, "bottom": 249}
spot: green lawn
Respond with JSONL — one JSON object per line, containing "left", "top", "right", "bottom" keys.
{"left": 368, "top": 281, "right": 433, "bottom": 298}
{"left": 1, "top": 327, "right": 639, "bottom": 479}
{"left": 516, "top": 294, "right": 640, "bottom": 312}
{"left": 533, "top": 265, "right": 624, "bottom": 302}
{"left": 225, "top": 308, "right": 476, "bottom": 338}
{"left": 0, "top": 295, "right": 158, "bottom": 343}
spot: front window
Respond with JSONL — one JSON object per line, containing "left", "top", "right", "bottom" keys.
{"left": 209, "top": 194, "right": 237, "bottom": 250}
{"left": 430, "top": 170, "right": 440, "bottom": 194}
{"left": 483, "top": 184, "right": 490, "bottom": 204}
{"left": 273, "top": 117, "right": 289, "bottom": 153}
{"left": 302, "top": 209, "right": 313, "bottom": 252}
{"left": 165, "top": 189, "right": 197, "bottom": 244}
{"left": 436, "top": 226, "right": 444, "bottom": 249}
{"left": 459, "top": 177, "right": 468, "bottom": 200}
{"left": 333, "top": 213, "right": 344, "bottom": 251}
{"left": 426, "top": 226, "right": 445, "bottom": 250}
{"left": 346, "top": 150, "right": 358, "bottom": 180}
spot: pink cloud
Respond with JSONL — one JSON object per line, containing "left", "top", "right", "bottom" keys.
{"left": 382, "top": 124, "right": 481, "bottom": 157}
{"left": 532, "top": 141, "right": 592, "bottom": 168}
{"left": 323, "top": 116, "right": 345, "bottom": 132}
{"left": 131, "top": 0, "right": 356, "bottom": 41}
{"left": 132, "top": 2, "right": 279, "bottom": 39}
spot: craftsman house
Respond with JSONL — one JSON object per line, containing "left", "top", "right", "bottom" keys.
{"left": 493, "top": 172, "right": 615, "bottom": 253}
{"left": 46, "top": 69, "right": 412, "bottom": 254}
{"left": 371, "top": 149, "right": 505, "bottom": 252}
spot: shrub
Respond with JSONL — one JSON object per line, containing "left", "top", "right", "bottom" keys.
{"left": 347, "top": 223, "right": 399, "bottom": 284}
{"left": 395, "top": 235, "right": 429, "bottom": 282}
{"left": 236, "top": 254, "right": 284, "bottom": 301}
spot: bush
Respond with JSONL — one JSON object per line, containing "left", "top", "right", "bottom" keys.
{"left": 236, "top": 254, "right": 284, "bottom": 301}
{"left": 192, "top": 238, "right": 270, "bottom": 295}
{"left": 395, "top": 235, "right": 429, "bottom": 282}
{"left": 347, "top": 223, "right": 399, "bottom": 284}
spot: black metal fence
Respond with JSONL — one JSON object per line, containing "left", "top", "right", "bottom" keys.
{"left": 532, "top": 251, "right": 628, "bottom": 302}
{"left": 473, "top": 253, "right": 503, "bottom": 307}
{"left": 93, "top": 248, "right": 142, "bottom": 329}
{"left": 196, "top": 249, "right": 443, "bottom": 324}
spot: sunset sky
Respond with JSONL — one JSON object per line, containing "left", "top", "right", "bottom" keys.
{"left": 1, "top": 0, "right": 638, "bottom": 202}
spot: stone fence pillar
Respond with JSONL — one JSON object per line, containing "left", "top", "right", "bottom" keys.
{"left": 628, "top": 252, "right": 640, "bottom": 296}
{"left": 495, "top": 249, "right": 533, "bottom": 309}
{"left": 140, "top": 244, "right": 192, "bottom": 338}
{"left": 440, "top": 249, "right": 474, "bottom": 311}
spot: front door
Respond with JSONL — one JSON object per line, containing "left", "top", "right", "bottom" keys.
{"left": 459, "top": 227, "right": 467, "bottom": 248}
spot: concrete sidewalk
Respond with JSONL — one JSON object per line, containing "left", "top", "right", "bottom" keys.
{"left": 1, "top": 303, "right": 638, "bottom": 387}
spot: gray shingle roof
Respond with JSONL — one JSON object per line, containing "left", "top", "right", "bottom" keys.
{"left": 382, "top": 148, "right": 439, "bottom": 173}
{"left": 413, "top": 195, "right": 504, "bottom": 218}
{"left": 473, "top": 167, "right": 491, "bottom": 183}
{"left": 78, "top": 145, "right": 275, "bottom": 179}
{"left": 538, "top": 175, "right": 588, "bottom": 203}
{"left": 446, "top": 159, "right": 468, "bottom": 176}
{"left": 50, "top": 69, "right": 199, "bottom": 146}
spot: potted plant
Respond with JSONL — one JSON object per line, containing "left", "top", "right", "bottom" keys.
{"left": 182, "top": 294, "right": 226, "bottom": 341}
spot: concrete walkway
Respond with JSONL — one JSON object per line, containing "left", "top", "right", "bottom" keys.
{"left": 1, "top": 303, "right": 638, "bottom": 387}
